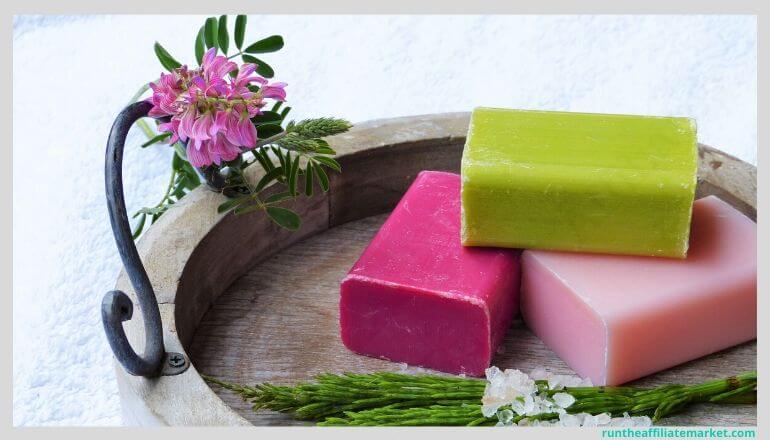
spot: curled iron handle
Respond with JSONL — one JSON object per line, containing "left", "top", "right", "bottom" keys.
{"left": 102, "top": 101, "right": 188, "bottom": 377}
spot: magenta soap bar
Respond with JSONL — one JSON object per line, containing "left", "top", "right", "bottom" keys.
{"left": 340, "top": 171, "right": 520, "bottom": 376}
{"left": 521, "top": 196, "right": 756, "bottom": 385}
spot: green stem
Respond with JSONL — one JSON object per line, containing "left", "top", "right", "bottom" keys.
{"left": 127, "top": 82, "right": 157, "bottom": 140}
{"left": 155, "top": 168, "right": 178, "bottom": 208}
{"left": 128, "top": 82, "right": 151, "bottom": 103}
{"left": 255, "top": 131, "right": 288, "bottom": 149}
{"left": 240, "top": 133, "right": 289, "bottom": 171}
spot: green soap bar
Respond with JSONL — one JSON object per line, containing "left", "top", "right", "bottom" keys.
{"left": 461, "top": 108, "right": 698, "bottom": 258}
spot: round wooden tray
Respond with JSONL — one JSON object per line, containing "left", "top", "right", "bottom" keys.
{"left": 114, "top": 113, "right": 757, "bottom": 426}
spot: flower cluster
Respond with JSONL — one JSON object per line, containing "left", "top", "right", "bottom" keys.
{"left": 148, "top": 48, "right": 287, "bottom": 167}
{"left": 482, "top": 367, "right": 653, "bottom": 428}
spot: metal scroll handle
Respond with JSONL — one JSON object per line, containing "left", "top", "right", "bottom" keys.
{"left": 101, "top": 101, "right": 189, "bottom": 377}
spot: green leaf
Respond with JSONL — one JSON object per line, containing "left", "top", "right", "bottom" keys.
{"left": 172, "top": 149, "right": 184, "bottom": 170}
{"left": 256, "top": 148, "right": 275, "bottom": 171}
{"left": 234, "top": 15, "right": 247, "bottom": 50}
{"left": 244, "top": 35, "right": 284, "bottom": 53}
{"left": 195, "top": 25, "right": 206, "bottom": 65}
{"left": 255, "top": 166, "right": 285, "bottom": 193}
{"left": 313, "top": 156, "right": 342, "bottom": 172}
{"left": 218, "top": 15, "right": 229, "bottom": 54}
{"left": 285, "top": 149, "right": 293, "bottom": 177}
{"left": 304, "top": 164, "right": 314, "bottom": 197}
{"left": 271, "top": 101, "right": 283, "bottom": 112}
{"left": 272, "top": 146, "right": 286, "bottom": 170}
{"left": 233, "top": 203, "right": 263, "bottom": 216}
{"left": 315, "top": 146, "right": 337, "bottom": 155}
{"left": 171, "top": 176, "right": 188, "bottom": 199}
{"left": 241, "top": 54, "right": 274, "bottom": 78}
{"left": 173, "top": 142, "right": 187, "bottom": 159}
{"left": 280, "top": 106, "right": 291, "bottom": 120}
{"left": 153, "top": 42, "right": 181, "bottom": 71}
{"left": 132, "top": 214, "right": 147, "bottom": 240}
{"left": 264, "top": 191, "right": 294, "bottom": 204}
{"left": 217, "top": 196, "right": 252, "bottom": 214}
{"left": 177, "top": 158, "right": 201, "bottom": 187}
{"left": 288, "top": 154, "right": 300, "bottom": 196}
{"left": 314, "top": 139, "right": 330, "bottom": 148}
{"left": 313, "top": 162, "right": 330, "bottom": 192}
{"left": 135, "top": 205, "right": 170, "bottom": 217}
{"left": 251, "top": 111, "right": 283, "bottom": 125}
{"left": 257, "top": 123, "right": 283, "bottom": 139}
{"left": 136, "top": 118, "right": 155, "bottom": 140}
{"left": 141, "top": 132, "right": 171, "bottom": 148}
{"left": 251, "top": 148, "right": 272, "bottom": 172}
{"left": 204, "top": 17, "right": 218, "bottom": 50}
{"left": 258, "top": 60, "right": 275, "bottom": 79}
{"left": 266, "top": 207, "right": 300, "bottom": 230}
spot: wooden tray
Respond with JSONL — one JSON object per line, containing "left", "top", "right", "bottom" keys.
{"left": 114, "top": 113, "right": 757, "bottom": 426}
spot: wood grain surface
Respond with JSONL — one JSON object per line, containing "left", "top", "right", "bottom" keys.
{"left": 189, "top": 213, "right": 756, "bottom": 426}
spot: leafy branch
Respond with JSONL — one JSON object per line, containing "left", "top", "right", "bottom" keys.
{"left": 215, "top": 117, "right": 351, "bottom": 229}
{"left": 203, "top": 370, "right": 757, "bottom": 426}
{"left": 129, "top": 14, "right": 350, "bottom": 237}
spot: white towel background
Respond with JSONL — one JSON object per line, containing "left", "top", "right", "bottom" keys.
{"left": 12, "top": 15, "right": 756, "bottom": 426}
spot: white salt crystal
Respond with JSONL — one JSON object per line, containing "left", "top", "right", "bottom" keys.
{"left": 594, "top": 413, "right": 612, "bottom": 426}
{"left": 607, "top": 412, "right": 652, "bottom": 427}
{"left": 558, "top": 413, "right": 583, "bottom": 427}
{"left": 484, "top": 366, "right": 649, "bottom": 429}
{"left": 609, "top": 416, "right": 633, "bottom": 427}
{"left": 505, "top": 369, "right": 537, "bottom": 395}
{"left": 581, "top": 413, "right": 612, "bottom": 427}
{"left": 632, "top": 416, "right": 653, "bottom": 427}
{"left": 482, "top": 404, "right": 500, "bottom": 418}
{"left": 511, "top": 395, "right": 531, "bottom": 416}
{"left": 497, "top": 409, "right": 514, "bottom": 426}
{"left": 552, "top": 392, "right": 576, "bottom": 408}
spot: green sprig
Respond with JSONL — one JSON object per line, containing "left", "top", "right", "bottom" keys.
{"left": 134, "top": 15, "right": 350, "bottom": 236}
{"left": 204, "top": 371, "right": 757, "bottom": 427}
{"left": 286, "top": 118, "right": 353, "bottom": 139}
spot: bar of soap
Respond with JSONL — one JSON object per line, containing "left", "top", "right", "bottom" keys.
{"left": 340, "top": 171, "right": 521, "bottom": 376}
{"left": 461, "top": 107, "right": 698, "bottom": 258}
{"left": 521, "top": 196, "right": 756, "bottom": 385}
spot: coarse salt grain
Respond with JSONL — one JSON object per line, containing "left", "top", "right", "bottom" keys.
{"left": 552, "top": 392, "right": 576, "bottom": 409}
{"left": 485, "top": 366, "right": 653, "bottom": 428}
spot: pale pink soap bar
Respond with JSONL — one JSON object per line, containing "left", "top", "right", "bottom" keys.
{"left": 340, "top": 171, "right": 520, "bottom": 376}
{"left": 521, "top": 196, "right": 756, "bottom": 385}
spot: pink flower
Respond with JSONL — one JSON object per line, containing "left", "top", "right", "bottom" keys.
{"left": 148, "top": 48, "right": 287, "bottom": 168}
{"left": 225, "top": 111, "right": 258, "bottom": 147}
{"left": 261, "top": 82, "right": 287, "bottom": 101}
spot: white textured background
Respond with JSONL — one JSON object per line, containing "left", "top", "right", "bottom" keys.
{"left": 12, "top": 15, "right": 757, "bottom": 426}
